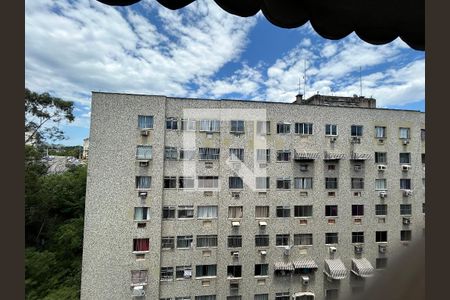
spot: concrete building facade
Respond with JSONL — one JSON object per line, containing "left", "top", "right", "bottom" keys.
{"left": 81, "top": 92, "right": 425, "bottom": 300}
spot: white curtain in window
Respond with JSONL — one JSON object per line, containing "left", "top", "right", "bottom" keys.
{"left": 400, "top": 128, "right": 410, "bottom": 139}
{"left": 294, "top": 177, "right": 312, "bottom": 189}
{"left": 229, "top": 207, "right": 243, "bottom": 218}
{"left": 375, "top": 179, "right": 386, "bottom": 190}
{"left": 255, "top": 206, "right": 269, "bottom": 218}
{"left": 198, "top": 206, "right": 218, "bottom": 218}
{"left": 375, "top": 126, "right": 385, "bottom": 138}
{"left": 136, "top": 145, "right": 152, "bottom": 159}
{"left": 138, "top": 115, "right": 153, "bottom": 129}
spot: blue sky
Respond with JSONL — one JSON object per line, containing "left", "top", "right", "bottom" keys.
{"left": 25, "top": 0, "right": 425, "bottom": 146}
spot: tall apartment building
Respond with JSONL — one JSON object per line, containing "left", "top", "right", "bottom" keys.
{"left": 81, "top": 92, "right": 425, "bottom": 300}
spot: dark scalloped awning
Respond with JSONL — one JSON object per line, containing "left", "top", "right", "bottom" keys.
{"left": 96, "top": 0, "right": 424, "bottom": 51}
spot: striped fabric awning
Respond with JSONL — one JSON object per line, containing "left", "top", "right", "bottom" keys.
{"left": 351, "top": 258, "right": 375, "bottom": 278}
{"left": 293, "top": 258, "right": 318, "bottom": 270}
{"left": 294, "top": 151, "right": 320, "bottom": 161}
{"left": 350, "top": 152, "right": 372, "bottom": 160}
{"left": 324, "top": 152, "right": 346, "bottom": 160}
{"left": 274, "top": 262, "right": 294, "bottom": 271}
{"left": 324, "top": 259, "right": 348, "bottom": 280}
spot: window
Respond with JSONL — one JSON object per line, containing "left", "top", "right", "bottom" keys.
{"left": 136, "top": 176, "right": 151, "bottom": 189}
{"left": 351, "top": 178, "right": 364, "bottom": 189}
{"left": 229, "top": 148, "right": 244, "bottom": 161}
{"left": 164, "top": 176, "right": 177, "bottom": 189}
{"left": 325, "top": 232, "right": 338, "bottom": 244}
{"left": 161, "top": 236, "right": 175, "bottom": 249}
{"left": 227, "top": 297, "right": 241, "bottom": 300}
{"left": 294, "top": 177, "right": 313, "bottom": 189}
{"left": 375, "top": 179, "right": 387, "bottom": 191}
{"left": 230, "top": 120, "right": 245, "bottom": 133}
{"left": 295, "top": 122, "right": 313, "bottom": 135}
{"left": 277, "top": 122, "right": 291, "bottom": 134}
{"left": 256, "top": 149, "right": 270, "bottom": 162}
{"left": 352, "top": 205, "right": 364, "bottom": 216}
{"left": 294, "top": 205, "right": 313, "bottom": 217}
{"left": 276, "top": 234, "right": 290, "bottom": 246}
{"left": 227, "top": 235, "right": 242, "bottom": 248}
{"left": 196, "top": 296, "right": 216, "bottom": 300}
{"left": 166, "top": 118, "right": 178, "bottom": 130}
{"left": 325, "top": 289, "right": 339, "bottom": 300}
{"left": 400, "top": 204, "right": 412, "bottom": 215}
{"left": 294, "top": 233, "right": 313, "bottom": 246}
{"left": 422, "top": 153, "right": 425, "bottom": 164}
{"left": 131, "top": 270, "right": 148, "bottom": 285}
{"left": 254, "top": 294, "right": 268, "bottom": 300}
{"left": 198, "top": 176, "right": 219, "bottom": 189}
{"left": 179, "top": 149, "right": 195, "bottom": 160}
{"left": 352, "top": 232, "right": 364, "bottom": 243}
{"left": 176, "top": 297, "right": 191, "bottom": 300}
{"left": 177, "top": 235, "right": 193, "bottom": 248}
{"left": 421, "top": 129, "right": 425, "bottom": 141}
{"left": 275, "top": 292, "right": 290, "bottom": 300}
{"left": 229, "top": 177, "right": 243, "bottom": 189}
{"left": 276, "top": 177, "right": 291, "bottom": 190}
{"left": 138, "top": 115, "right": 153, "bottom": 129}
{"left": 178, "top": 206, "right": 194, "bottom": 219}
{"left": 375, "top": 204, "right": 387, "bottom": 216}
{"left": 325, "top": 124, "right": 337, "bottom": 136}
{"left": 276, "top": 206, "right": 291, "bottom": 217}
{"left": 196, "top": 235, "right": 218, "bottom": 248}
{"left": 199, "top": 148, "right": 220, "bottom": 160}
{"left": 181, "top": 119, "right": 196, "bottom": 131}
{"left": 179, "top": 176, "right": 194, "bottom": 189}
{"left": 255, "top": 177, "right": 270, "bottom": 190}
{"left": 176, "top": 265, "right": 192, "bottom": 279}
{"left": 401, "top": 230, "right": 412, "bottom": 241}
{"left": 375, "top": 126, "right": 386, "bottom": 138}
{"left": 196, "top": 264, "right": 217, "bottom": 278}
{"left": 325, "top": 205, "right": 338, "bottom": 217}
{"left": 133, "top": 238, "right": 149, "bottom": 252}
{"left": 400, "top": 179, "right": 412, "bottom": 190}
{"left": 254, "top": 264, "right": 269, "bottom": 276}
{"left": 375, "top": 152, "right": 387, "bottom": 164}
{"left": 197, "top": 206, "right": 218, "bottom": 219}
{"left": 328, "top": 164, "right": 336, "bottom": 171}
{"left": 325, "top": 177, "right": 338, "bottom": 189}
{"left": 165, "top": 146, "right": 178, "bottom": 160}
{"left": 276, "top": 150, "right": 291, "bottom": 161}
{"left": 134, "top": 207, "right": 150, "bottom": 221}
{"left": 227, "top": 265, "right": 242, "bottom": 278}
{"left": 228, "top": 206, "right": 243, "bottom": 219}
{"left": 199, "top": 120, "right": 220, "bottom": 132}
{"left": 256, "top": 121, "right": 271, "bottom": 135}
{"left": 399, "top": 127, "right": 410, "bottom": 139}
{"left": 376, "top": 231, "right": 387, "bottom": 242}
{"left": 255, "top": 235, "right": 269, "bottom": 247}
{"left": 255, "top": 206, "right": 269, "bottom": 218}
{"left": 162, "top": 206, "right": 176, "bottom": 219}
{"left": 376, "top": 257, "right": 388, "bottom": 269}
{"left": 351, "top": 125, "right": 363, "bottom": 137}
{"left": 399, "top": 153, "right": 411, "bottom": 164}
{"left": 136, "top": 145, "right": 152, "bottom": 160}
{"left": 160, "top": 267, "right": 174, "bottom": 281}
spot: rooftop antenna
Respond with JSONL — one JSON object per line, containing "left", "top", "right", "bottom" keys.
{"left": 359, "top": 66, "right": 363, "bottom": 97}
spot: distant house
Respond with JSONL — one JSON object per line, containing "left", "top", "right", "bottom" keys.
{"left": 25, "top": 131, "right": 37, "bottom": 146}
{"left": 82, "top": 138, "right": 89, "bottom": 160}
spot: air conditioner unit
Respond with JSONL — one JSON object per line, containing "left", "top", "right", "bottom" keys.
{"left": 351, "top": 137, "right": 361, "bottom": 143}
{"left": 140, "top": 130, "right": 149, "bottom": 136}
{"left": 205, "top": 161, "right": 213, "bottom": 168}
{"left": 259, "top": 221, "right": 267, "bottom": 227}
{"left": 230, "top": 282, "right": 239, "bottom": 290}
{"left": 203, "top": 191, "right": 213, "bottom": 196}
{"left": 132, "top": 286, "right": 145, "bottom": 297}
{"left": 403, "top": 190, "right": 413, "bottom": 197}
{"left": 403, "top": 217, "right": 411, "bottom": 225}
{"left": 232, "top": 221, "right": 240, "bottom": 227}
{"left": 330, "top": 137, "right": 337, "bottom": 143}
{"left": 139, "top": 161, "right": 149, "bottom": 167}
{"left": 283, "top": 246, "right": 291, "bottom": 256}
{"left": 301, "top": 276, "right": 310, "bottom": 285}
{"left": 402, "top": 165, "right": 411, "bottom": 171}
{"left": 259, "top": 163, "right": 268, "bottom": 168}
{"left": 260, "top": 250, "right": 267, "bottom": 256}
{"left": 231, "top": 251, "right": 239, "bottom": 258}
{"left": 354, "top": 165, "right": 362, "bottom": 171}
{"left": 138, "top": 191, "right": 148, "bottom": 198}
{"left": 300, "top": 164, "right": 308, "bottom": 171}
{"left": 232, "top": 162, "right": 241, "bottom": 170}
{"left": 379, "top": 191, "right": 387, "bottom": 198}
{"left": 378, "top": 139, "right": 385, "bottom": 144}
{"left": 379, "top": 244, "right": 387, "bottom": 253}
{"left": 231, "top": 192, "right": 240, "bottom": 199}
{"left": 329, "top": 246, "right": 337, "bottom": 254}
{"left": 377, "top": 165, "right": 387, "bottom": 171}
{"left": 403, "top": 139, "right": 410, "bottom": 145}
{"left": 354, "top": 245, "right": 363, "bottom": 254}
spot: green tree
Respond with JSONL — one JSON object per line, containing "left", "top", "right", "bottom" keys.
{"left": 25, "top": 88, "right": 75, "bottom": 145}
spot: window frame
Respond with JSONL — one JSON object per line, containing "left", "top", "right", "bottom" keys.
{"left": 325, "top": 124, "right": 338, "bottom": 136}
